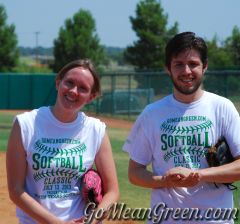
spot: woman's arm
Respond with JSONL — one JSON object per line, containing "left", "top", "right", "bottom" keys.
{"left": 6, "top": 120, "right": 75, "bottom": 224}
{"left": 92, "top": 132, "right": 119, "bottom": 222}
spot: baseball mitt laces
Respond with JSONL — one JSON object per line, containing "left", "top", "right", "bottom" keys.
{"left": 81, "top": 169, "right": 103, "bottom": 205}
{"left": 205, "top": 137, "right": 237, "bottom": 190}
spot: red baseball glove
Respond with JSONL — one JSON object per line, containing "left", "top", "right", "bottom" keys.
{"left": 81, "top": 169, "right": 103, "bottom": 205}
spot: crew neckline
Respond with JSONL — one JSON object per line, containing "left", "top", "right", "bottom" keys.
{"left": 170, "top": 91, "right": 208, "bottom": 109}
{"left": 47, "top": 106, "right": 85, "bottom": 127}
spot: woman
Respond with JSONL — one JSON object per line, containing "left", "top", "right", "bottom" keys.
{"left": 6, "top": 59, "right": 119, "bottom": 224}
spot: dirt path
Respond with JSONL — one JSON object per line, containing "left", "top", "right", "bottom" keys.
{"left": 95, "top": 115, "right": 133, "bottom": 130}
{"left": 0, "top": 152, "right": 18, "bottom": 223}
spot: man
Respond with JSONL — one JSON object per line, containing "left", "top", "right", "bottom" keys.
{"left": 123, "top": 32, "right": 240, "bottom": 223}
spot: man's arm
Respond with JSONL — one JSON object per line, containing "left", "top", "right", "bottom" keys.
{"left": 128, "top": 159, "right": 168, "bottom": 188}
{"left": 198, "top": 156, "right": 240, "bottom": 183}
{"left": 128, "top": 159, "right": 200, "bottom": 188}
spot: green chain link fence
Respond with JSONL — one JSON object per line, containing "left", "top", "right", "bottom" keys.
{"left": 1, "top": 71, "right": 240, "bottom": 116}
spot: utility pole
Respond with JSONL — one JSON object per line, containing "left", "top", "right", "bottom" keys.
{"left": 35, "top": 31, "right": 40, "bottom": 64}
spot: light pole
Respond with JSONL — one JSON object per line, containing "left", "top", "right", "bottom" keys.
{"left": 35, "top": 31, "right": 40, "bottom": 64}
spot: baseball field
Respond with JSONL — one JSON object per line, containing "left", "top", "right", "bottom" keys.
{"left": 0, "top": 110, "right": 239, "bottom": 223}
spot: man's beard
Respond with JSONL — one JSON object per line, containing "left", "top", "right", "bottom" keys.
{"left": 170, "top": 75, "right": 204, "bottom": 95}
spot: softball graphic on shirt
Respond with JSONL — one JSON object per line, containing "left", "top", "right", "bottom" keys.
{"left": 160, "top": 115, "right": 212, "bottom": 168}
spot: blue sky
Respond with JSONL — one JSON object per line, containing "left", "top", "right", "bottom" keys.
{"left": 1, "top": 0, "right": 240, "bottom": 48}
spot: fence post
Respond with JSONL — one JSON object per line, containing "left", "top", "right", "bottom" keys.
{"left": 111, "top": 74, "right": 116, "bottom": 115}
{"left": 30, "top": 74, "right": 33, "bottom": 109}
{"left": 127, "top": 73, "right": 131, "bottom": 118}
{"left": 224, "top": 72, "right": 228, "bottom": 98}
{"left": 147, "top": 73, "right": 151, "bottom": 104}
{"left": 7, "top": 74, "right": 10, "bottom": 109}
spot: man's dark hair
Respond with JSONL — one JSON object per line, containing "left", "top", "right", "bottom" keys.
{"left": 165, "top": 32, "right": 208, "bottom": 70}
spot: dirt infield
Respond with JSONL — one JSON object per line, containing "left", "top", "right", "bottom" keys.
{"left": 0, "top": 115, "right": 137, "bottom": 224}
{"left": 95, "top": 115, "right": 133, "bottom": 130}
{"left": 0, "top": 152, "right": 18, "bottom": 223}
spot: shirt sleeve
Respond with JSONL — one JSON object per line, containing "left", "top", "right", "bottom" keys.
{"left": 122, "top": 112, "right": 152, "bottom": 166}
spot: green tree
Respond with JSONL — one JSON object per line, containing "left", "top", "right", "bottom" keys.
{"left": 204, "top": 33, "right": 240, "bottom": 97}
{"left": 0, "top": 5, "right": 19, "bottom": 72}
{"left": 52, "top": 9, "right": 105, "bottom": 72}
{"left": 225, "top": 26, "right": 240, "bottom": 68}
{"left": 206, "top": 35, "right": 233, "bottom": 69}
{"left": 124, "top": 0, "right": 178, "bottom": 70}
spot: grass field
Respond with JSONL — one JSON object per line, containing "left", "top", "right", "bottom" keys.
{"left": 0, "top": 110, "right": 239, "bottom": 223}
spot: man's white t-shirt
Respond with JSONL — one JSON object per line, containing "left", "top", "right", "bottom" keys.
{"left": 16, "top": 107, "right": 105, "bottom": 223}
{"left": 123, "top": 91, "right": 240, "bottom": 224}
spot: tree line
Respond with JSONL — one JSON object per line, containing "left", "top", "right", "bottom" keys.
{"left": 1, "top": 0, "right": 240, "bottom": 73}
